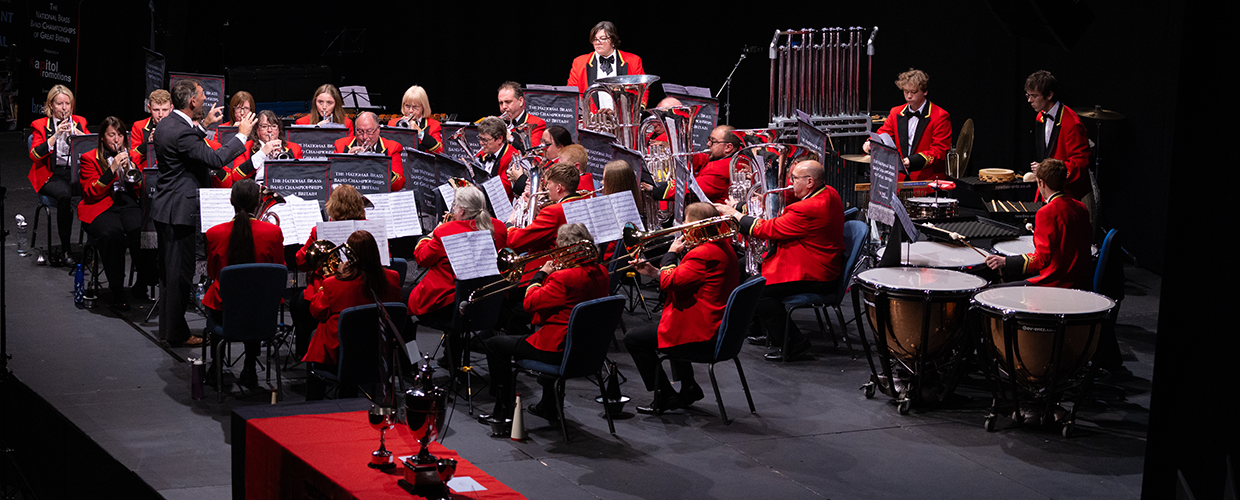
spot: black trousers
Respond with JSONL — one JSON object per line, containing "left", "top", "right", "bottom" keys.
{"left": 84, "top": 195, "right": 147, "bottom": 294}
{"left": 623, "top": 325, "right": 710, "bottom": 393}
{"left": 37, "top": 171, "right": 76, "bottom": 251}
{"left": 485, "top": 334, "right": 562, "bottom": 408}
{"left": 754, "top": 279, "right": 837, "bottom": 344}
{"left": 156, "top": 221, "right": 197, "bottom": 343}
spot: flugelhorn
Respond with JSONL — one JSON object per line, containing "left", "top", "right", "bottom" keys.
{"left": 459, "top": 240, "right": 599, "bottom": 312}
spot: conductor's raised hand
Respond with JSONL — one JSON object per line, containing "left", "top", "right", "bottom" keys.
{"left": 236, "top": 112, "right": 257, "bottom": 137}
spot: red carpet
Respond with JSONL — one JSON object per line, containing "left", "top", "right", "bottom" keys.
{"left": 246, "top": 410, "right": 526, "bottom": 499}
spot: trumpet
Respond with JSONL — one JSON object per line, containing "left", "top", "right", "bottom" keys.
{"left": 304, "top": 240, "right": 354, "bottom": 278}
{"left": 460, "top": 240, "right": 599, "bottom": 312}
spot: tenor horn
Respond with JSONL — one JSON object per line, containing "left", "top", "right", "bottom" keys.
{"left": 256, "top": 186, "right": 286, "bottom": 226}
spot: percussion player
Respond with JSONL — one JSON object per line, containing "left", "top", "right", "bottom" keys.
{"left": 130, "top": 89, "right": 173, "bottom": 170}
{"left": 626, "top": 202, "right": 739, "bottom": 413}
{"left": 151, "top": 79, "right": 255, "bottom": 347}
{"left": 202, "top": 179, "right": 284, "bottom": 386}
{"left": 333, "top": 111, "right": 406, "bottom": 191}
{"left": 295, "top": 84, "right": 355, "bottom": 135}
{"left": 984, "top": 159, "right": 1092, "bottom": 289}
{"left": 497, "top": 81, "right": 547, "bottom": 150}
{"left": 480, "top": 223, "right": 609, "bottom": 424}
{"left": 567, "top": 21, "right": 646, "bottom": 111}
{"left": 407, "top": 186, "right": 507, "bottom": 368}
{"left": 303, "top": 230, "right": 402, "bottom": 400}
{"left": 1025, "top": 70, "right": 1091, "bottom": 202}
{"left": 714, "top": 161, "right": 845, "bottom": 362}
{"left": 689, "top": 125, "right": 741, "bottom": 204}
{"left": 292, "top": 185, "right": 369, "bottom": 358}
{"left": 78, "top": 116, "right": 149, "bottom": 311}
{"left": 28, "top": 84, "right": 90, "bottom": 266}
{"left": 475, "top": 116, "right": 518, "bottom": 202}
{"left": 862, "top": 69, "right": 951, "bottom": 181}
{"left": 387, "top": 85, "right": 444, "bottom": 154}
{"left": 223, "top": 110, "right": 304, "bottom": 187}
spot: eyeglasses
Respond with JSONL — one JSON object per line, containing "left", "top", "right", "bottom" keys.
{"left": 1024, "top": 92, "right": 1043, "bottom": 99}
{"left": 258, "top": 123, "right": 279, "bottom": 130}
{"left": 592, "top": 36, "right": 611, "bottom": 43}
{"left": 478, "top": 135, "right": 496, "bottom": 143}
{"left": 234, "top": 105, "right": 252, "bottom": 111}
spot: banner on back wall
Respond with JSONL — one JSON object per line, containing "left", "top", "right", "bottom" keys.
{"left": 20, "top": 1, "right": 78, "bottom": 126}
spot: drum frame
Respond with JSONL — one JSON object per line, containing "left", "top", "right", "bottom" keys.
{"left": 974, "top": 302, "right": 1110, "bottom": 437}
{"left": 854, "top": 277, "right": 980, "bottom": 415}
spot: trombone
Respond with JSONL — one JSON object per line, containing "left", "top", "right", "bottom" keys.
{"left": 606, "top": 216, "right": 740, "bottom": 273}
{"left": 458, "top": 240, "right": 599, "bottom": 312}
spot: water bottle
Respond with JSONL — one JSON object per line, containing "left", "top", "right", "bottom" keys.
{"left": 74, "top": 264, "right": 85, "bottom": 308}
{"left": 191, "top": 358, "right": 205, "bottom": 400}
{"left": 15, "top": 215, "right": 29, "bottom": 256}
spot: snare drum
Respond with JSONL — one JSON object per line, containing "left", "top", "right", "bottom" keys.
{"left": 992, "top": 235, "right": 1035, "bottom": 256}
{"left": 972, "top": 287, "right": 1115, "bottom": 386}
{"left": 905, "top": 197, "right": 958, "bottom": 219}
{"left": 876, "top": 241, "right": 987, "bottom": 272}
{"left": 857, "top": 267, "right": 989, "bottom": 362}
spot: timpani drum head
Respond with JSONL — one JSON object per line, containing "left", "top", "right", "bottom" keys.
{"left": 875, "top": 241, "right": 988, "bottom": 269}
{"left": 973, "top": 287, "right": 1115, "bottom": 317}
{"left": 992, "top": 235, "right": 1035, "bottom": 256}
{"left": 857, "top": 267, "right": 988, "bottom": 293}
{"left": 906, "top": 196, "right": 958, "bottom": 206}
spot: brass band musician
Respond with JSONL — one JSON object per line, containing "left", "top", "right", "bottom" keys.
{"left": 78, "top": 116, "right": 150, "bottom": 310}
{"left": 388, "top": 85, "right": 444, "bottom": 154}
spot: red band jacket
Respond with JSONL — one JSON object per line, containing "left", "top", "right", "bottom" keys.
{"left": 408, "top": 219, "right": 508, "bottom": 316}
{"left": 874, "top": 102, "right": 951, "bottom": 181}
{"left": 1001, "top": 192, "right": 1094, "bottom": 289}
{"left": 738, "top": 185, "right": 845, "bottom": 285}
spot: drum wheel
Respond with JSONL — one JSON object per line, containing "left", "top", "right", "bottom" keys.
{"left": 862, "top": 381, "right": 876, "bottom": 399}
{"left": 897, "top": 398, "right": 910, "bottom": 415}
{"left": 1061, "top": 421, "right": 1075, "bottom": 438}
{"left": 984, "top": 414, "right": 996, "bottom": 432}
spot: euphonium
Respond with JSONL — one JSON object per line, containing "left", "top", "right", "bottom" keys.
{"left": 729, "top": 142, "right": 809, "bottom": 275}
{"left": 256, "top": 187, "right": 286, "bottom": 226}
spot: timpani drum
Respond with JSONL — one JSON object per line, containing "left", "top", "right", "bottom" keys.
{"left": 855, "top": 267, "right": 989, "bottom": 413}
{"left": 992, "top": 236, "right": 1035, "bottom": 256}
{"left": 875, "top": 241, "right": 988, "bottom": 274}
{"left": 905, "top": 197, "right": 959, "bottom": 219}
{"left": 971, "top": 286, "right": 1116, "bottom": 435}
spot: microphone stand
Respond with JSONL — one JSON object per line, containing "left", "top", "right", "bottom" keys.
{"left": 716, "top": 47, "right": 756, "bottom": 126}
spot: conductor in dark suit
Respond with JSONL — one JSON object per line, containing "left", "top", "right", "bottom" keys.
{"left": 150, "top": 79, "right": 256, "bottom": 346}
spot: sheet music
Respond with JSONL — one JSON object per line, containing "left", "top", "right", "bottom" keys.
{"left": 481, "top": 176, "right": 514, "bottom": 222}
{"left": 366, "top": 192, "right": 422, "bottom": 238}
{"left": 353, "top": 219, "right": 391, "bottom": 266}
{"left": 687, "top": 175, "right": 710, "bottom": 205}
{"left": 291, "top": 197, "right": 324, "bottom": 244}
{"left": 606, "top": 192, "right": 645, "bottom": 232}
{"left": 563, "top": 196, "right": 622, "bottom": 243}
{"left": 198, "top": 188, "right": 234, "bottom": 233}
{"left": 264, "top": 200, "right": 302, "bottom": 246}
{"left": 438, "top": 183, "right": 456, "bottom": 209}
{"left": 441, "top": 230, "right": 500, "bottom": 281}
{"left": 315, "top": 220, "right": 357, "bottom": 247}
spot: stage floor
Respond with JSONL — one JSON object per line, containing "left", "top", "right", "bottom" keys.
{"left": 0, "top": 131, "right": 1158, "bottom": 499}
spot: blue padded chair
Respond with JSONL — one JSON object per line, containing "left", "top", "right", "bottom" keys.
{"left": 1093, "top": 229, "right": 1121, "bottom": 298}
{"left": 657, "top": 277, "right": 766, "bottom": 424}
{"left": 309, "top": 302, "right": 410, "bottom": 399}
{"left": 779, "top": 219, "right": 870, "bottom": 361}
{"left": 388, "top": 258, "right": 408, "bottom": 284}
{"left": 515, "top": 295, "right": 626, "bottom": 442}
{"left": 204, "top": 263, "right": 287, "bottom": 402}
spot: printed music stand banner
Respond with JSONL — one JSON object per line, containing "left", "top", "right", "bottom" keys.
{"left": 524, "top": 85, "right": 581, "bottom": 142}
{"left": 611, "top": 145, "right": 651, "bottom": 186}
{"left": 68, "top": 133, "right": 98, "bottom": 185}
{"left": 216, "top": 125, "right": 239, "bottom": 147}
{"left": 440, "top": 122, "right": 478, "bottom": 162}
{"left": 796, "top": 109, "right": 833, "bottom": 162}
{"left": 328, "top": 153, "right": 390, "bottom": 195}
{"left": 663, "top": 84, "right": 719, "bottom": 151}
{"left": 20, "top": 1, "right": 79, "bottom": 125}
{"left": 265, "top": 159, "right": 329, "bottom": 206}
{"left": 140, "top": 167, "right": 159, "bottom": 248}
{"left": 286, "top": 125, "right": 348, "bottom": 160}
{"left": 143, "top": 49, "right": 166, "bottom": 113}
{"left": 577, "top": 129, "right": 615, "bottom": 190}
{"left": 169, "top": 71, "right": 224, "bottom": 132}
{"left": 400, "top": 146, "right": 442, "bottom": 233}
{"left": 868, "top": 140, "right": 917, "bottom": 241}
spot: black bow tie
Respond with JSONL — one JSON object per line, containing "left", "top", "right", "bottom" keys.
{"left": 905, "top": 108, "right": 923, "bottom": 119}
{"left": 599, "top": 54, "right": 615, "bottom": 73}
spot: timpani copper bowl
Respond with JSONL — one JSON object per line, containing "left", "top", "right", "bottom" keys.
{"left": 971, "top": 286, "right": 1115, "bottom": 435}
{"left": 854, "top": 267, "right": 988, "bottom": 414}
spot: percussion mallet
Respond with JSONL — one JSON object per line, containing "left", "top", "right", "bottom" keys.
{"left": 923, "top": 223, "right": 990, "bottom": 259}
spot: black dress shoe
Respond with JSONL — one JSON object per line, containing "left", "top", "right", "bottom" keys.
{"left": 765, "top": 338, "right": 812, "bottom": 361}
{"left": 477, "top": 406, "right": 514, "bottom": 424}
{"left": 238, "top": 368, "right": 258, "bottom": 387}
{"left": 678, "top": 385, "right": 705, "bottom": 406}
{"left": 747, "top": 335, "right": 768, "bottom": 346}
{"left": 527, "top": 403, "right": 560, "bottom": 421}
{"left": 636, "top": 392, "right": 680, "bottom": 414}
{"left": 61, "top": 252, "right": 76, "bottom": 267}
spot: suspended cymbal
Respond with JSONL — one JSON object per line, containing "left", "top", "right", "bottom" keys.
{"left": 1074, "top": 106, "right": 1126, "bottom": 121}
{"left": 841, "top": 154, "right": 872, "bottom": 163}
{"left": 956, "top": 118, "right": 975, "bottom": 175}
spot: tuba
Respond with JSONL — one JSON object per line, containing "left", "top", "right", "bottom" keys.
{"left": 638, "top": 104, "right": 704, "bottom": 225}
{"left": 581, "top": 74, "right": 660, "bottom": 151}
{"left": 256, "top": 187, "right": 286, "bottom": 226}
{"left": 729, "top": 142, "right": 810, "bottom": 275}
{"left": 509, "top": 145, "right": 549, "bottom": 228}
